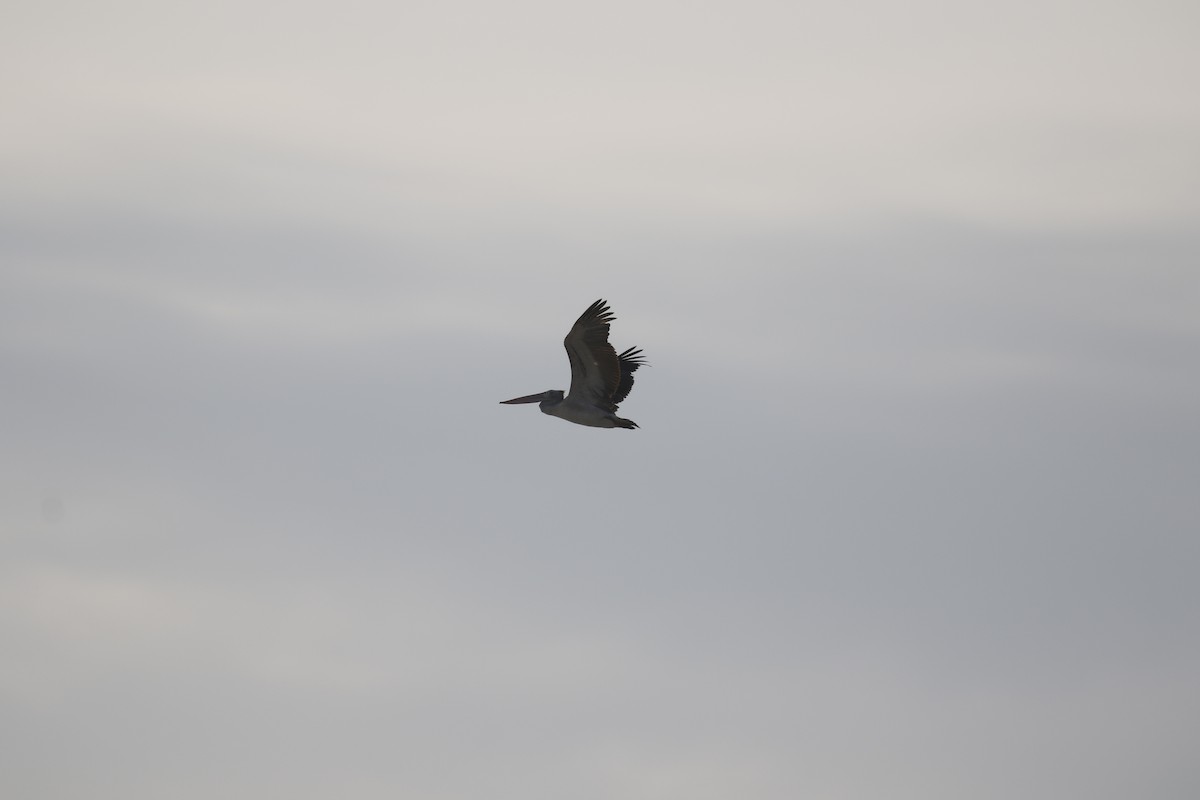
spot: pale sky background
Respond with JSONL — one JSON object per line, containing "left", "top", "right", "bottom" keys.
{"left": 2, "top": 2, "right": 1198, "bottom": 798}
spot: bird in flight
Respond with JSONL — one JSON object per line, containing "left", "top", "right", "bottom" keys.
{"left": 500, "top": 299, "right": 647, "bottom": 429}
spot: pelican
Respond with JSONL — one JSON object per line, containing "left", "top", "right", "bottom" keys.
{"left": 501, "top": 299, "right": 647, "bottom": 429}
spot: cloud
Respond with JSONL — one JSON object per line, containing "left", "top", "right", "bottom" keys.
{"left": 2, "top": 2, "right": 1198, "bottom": 798}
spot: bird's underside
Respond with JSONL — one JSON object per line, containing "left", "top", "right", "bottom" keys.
{"left": 544, "top": 395, "right": 640, "bottom": 429}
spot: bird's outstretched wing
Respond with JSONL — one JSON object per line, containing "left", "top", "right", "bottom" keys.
{"left": 564, "top": 299, "right": 624, "bottom": 409}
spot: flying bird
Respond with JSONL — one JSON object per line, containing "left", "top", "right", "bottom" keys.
{"left": 501, "top": 299, "right": 647, "bottom": 429}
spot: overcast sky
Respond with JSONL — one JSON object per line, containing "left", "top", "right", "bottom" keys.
{"left": 2, "top": 2, "right": 1198, "bottom": 798}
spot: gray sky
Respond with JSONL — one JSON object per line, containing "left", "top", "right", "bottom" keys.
{"left": 3, "top": 2, "right": 1198, "bottom": 798}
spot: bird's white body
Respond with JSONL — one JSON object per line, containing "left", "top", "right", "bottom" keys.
{"left": 541, "top": 395, "right": 635, "bottom": 428}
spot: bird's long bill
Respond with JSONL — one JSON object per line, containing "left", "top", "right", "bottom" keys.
{"left": 499, "top": 392, "right": 548, "bottom": 405}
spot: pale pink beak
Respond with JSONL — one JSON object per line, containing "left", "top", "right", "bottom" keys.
{"left": 500, "top": 392, "right": 549, "bottom": 404}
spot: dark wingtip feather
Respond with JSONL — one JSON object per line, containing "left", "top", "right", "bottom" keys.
{"left": 617, "top": 346, "right": 648, "bottom": 368}
{"left": 612, "top": 345, "right": 647, "bottom": 406}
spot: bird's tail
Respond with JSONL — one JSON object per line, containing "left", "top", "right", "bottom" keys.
{"left": 612, "top": 416, "right": 639, "bottom": 430}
